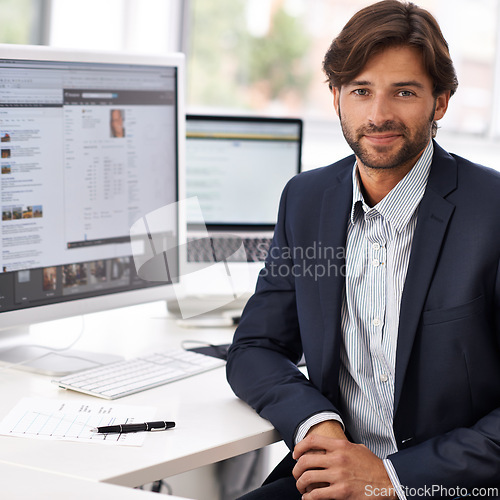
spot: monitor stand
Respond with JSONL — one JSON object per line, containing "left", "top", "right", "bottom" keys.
{"left": 0, "top": 326, "right": 122, "bottom": 377}
{"left": 166, "top": 292, "right": 251, "bottom": 319}
{"left": 0, "top": 345, "right": 122, "bottom": 377}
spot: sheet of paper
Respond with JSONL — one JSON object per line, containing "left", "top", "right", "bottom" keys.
{"left": 0, "top": 397, "right": 157, "bottom": 446}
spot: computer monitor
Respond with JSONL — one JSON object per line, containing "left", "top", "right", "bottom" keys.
{"left": 167, "top": 115, "right": 302, "bottom": 320}
{"left": 0, "top": 44, "right": 185, "bottom": 374}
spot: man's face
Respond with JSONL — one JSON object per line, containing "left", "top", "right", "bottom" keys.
{"left": 111, "top": 110, "right": 124, "bottom": 137}
{"left": 332, "top": 45, "right": 449, "bottom": 171}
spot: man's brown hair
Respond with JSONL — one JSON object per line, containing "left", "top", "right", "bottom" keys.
{"left": 322, "top": 0, "right": 458, "bottom": 98}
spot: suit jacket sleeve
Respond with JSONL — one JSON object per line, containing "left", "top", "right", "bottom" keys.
{"left": 226, "top": 177, "right": 341, "bottom": 450}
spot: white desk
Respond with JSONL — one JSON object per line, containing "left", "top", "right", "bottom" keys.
{"left": 0, "top": 461, "right": 192, "bottom": 500}
{"left": 0, "top": 301, "right": 281, "bottom": 492}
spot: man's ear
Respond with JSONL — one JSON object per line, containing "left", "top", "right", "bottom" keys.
{"left": 332, "top": 86, "right": 341, "bottom": 117}
{"left": 434, "top": 90, "right": 450, "bottom": 122}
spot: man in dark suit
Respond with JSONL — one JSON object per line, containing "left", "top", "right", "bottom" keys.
{"left": 226, "top": 1, "right": 500, "bottom": 499}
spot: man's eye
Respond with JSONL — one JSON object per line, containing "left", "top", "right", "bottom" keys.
{"left": 353, "top": 89, "right": 369, "bottom": 96}
{"left": 398, "top": 90, "right": 415, "bottom": 97}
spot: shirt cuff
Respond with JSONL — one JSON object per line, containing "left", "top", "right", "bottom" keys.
{"left": 294, "top": 411, "right": 345, "bottom": 445}
{"left": 383, "top": 459, "right": 407, "bottom": 500}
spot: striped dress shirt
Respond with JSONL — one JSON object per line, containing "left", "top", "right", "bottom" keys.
{"left": 295, "top": 140, "right": 434, "bottom": 497}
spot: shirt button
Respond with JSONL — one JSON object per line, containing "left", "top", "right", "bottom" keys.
{"left": 372, "top": 259, "right": 380, "bottom": 267}
{"left": 372, "top": 318, "right": 381, "bottom": 327}
{"left": 372, "top": 243, "right": 380, "bottom": 251}
{"left": 380, "top": 374, "right": 388, "bottom": 383}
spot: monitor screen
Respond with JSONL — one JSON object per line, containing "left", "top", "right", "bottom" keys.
{"left": 185, "top": 115, "right": 302, "bottom": 228}
{"left": 0, "top": 45, "right": 184, "bottom": 342}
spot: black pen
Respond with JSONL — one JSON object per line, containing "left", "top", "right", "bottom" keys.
{"left": 91, "top": 420, "right": 175, "bottom": 434}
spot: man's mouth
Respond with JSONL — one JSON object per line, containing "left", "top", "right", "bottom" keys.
{"left": 363, "top": 133, "right": 403, "bottom": 145}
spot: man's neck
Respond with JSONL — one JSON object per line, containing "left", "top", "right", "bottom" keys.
{"left": 356, "top": 164, "right": 411, "bottom": 207}
{"left": 356, "top": 149, "right": 427, "bottom": 207}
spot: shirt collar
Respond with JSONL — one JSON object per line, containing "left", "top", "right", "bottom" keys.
{"left": 350, "top": 140, "right": 434, "bottom": 232}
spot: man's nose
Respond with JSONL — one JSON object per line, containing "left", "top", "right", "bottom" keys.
{"left": 367, "top": 95, "right": 396, "bottom": 127}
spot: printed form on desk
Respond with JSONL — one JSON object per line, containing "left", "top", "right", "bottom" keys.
{"left": 0, "top": 397, "right": 157, "bottom": 446}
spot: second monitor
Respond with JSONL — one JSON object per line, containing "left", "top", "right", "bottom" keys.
{"left": 173, "top": 114, "right": 302, "bottom": 317}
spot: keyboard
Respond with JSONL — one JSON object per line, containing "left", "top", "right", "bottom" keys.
{"left": 187, "top": 236, "right": 271, "bottom": 263}
{"left": 52, "top": 348, "right": 226, "bottom": 400}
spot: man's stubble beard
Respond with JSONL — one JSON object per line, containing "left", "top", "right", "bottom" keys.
{"left": 338, "top": 103, "right": 436, "bottom": 171}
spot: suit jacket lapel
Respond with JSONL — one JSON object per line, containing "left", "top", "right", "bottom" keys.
{"left": 394, "top": 142, "right": 457, "bottom": 413}
{"left": 317, "top": 159, "right": 353, "bottom": 400}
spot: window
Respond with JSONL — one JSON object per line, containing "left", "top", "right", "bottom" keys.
{"left": 0, "top": 0, "right": 47, "bottom": 45}
{"left": 48, "top": 0, "right": 181, "bottom": 55}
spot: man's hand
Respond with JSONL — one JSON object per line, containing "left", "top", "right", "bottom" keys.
{"left": 296, "top": 421, "right": 348, "bottom": 492}
{"left": 292, "top": 434, "right": 397, "bottom": 499}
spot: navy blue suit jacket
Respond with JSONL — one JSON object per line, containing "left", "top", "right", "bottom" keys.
{"left": 226, "top": 142, "right": 500, "bottom": 496}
